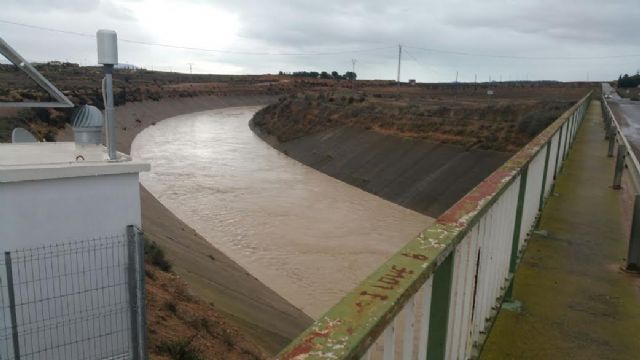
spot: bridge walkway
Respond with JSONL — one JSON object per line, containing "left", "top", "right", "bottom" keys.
{"left": 481, "top": 100, "right": 640, "bottom": 359}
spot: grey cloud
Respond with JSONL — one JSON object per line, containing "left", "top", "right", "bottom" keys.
{"left": 1, "top": 0, "right": 639, "bottom": 81}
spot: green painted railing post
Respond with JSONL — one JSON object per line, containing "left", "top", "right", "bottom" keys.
{"left": 554, "top": 127, "right": 563, "bottom": 179}
{"left": 426, "top": 253, "right": 454, "bottom": 360}
{"left": 538, "top": 143, "right": 552, "bottom": 211}
{"left": 562, "top": 122, "right": 570, "bottom": 161}
{"left": 505, "top": 165, "right": 528, "bottom": 300}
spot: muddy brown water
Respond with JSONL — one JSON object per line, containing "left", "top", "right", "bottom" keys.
{"left": 131, "top": 106, "right": 432, "bottom": 318}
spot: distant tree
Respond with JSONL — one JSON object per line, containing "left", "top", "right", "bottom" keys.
{"left": 344, "top": 71, "right": 357, "bottom": 81}
{"left": 331, "top": 71, "right": 343, "bottom": 80}
{"left": 320, "top": 71, "right": 331, "bottom": 79}
{"left": 618, "top": 72, "right": 640, "bottom": 88}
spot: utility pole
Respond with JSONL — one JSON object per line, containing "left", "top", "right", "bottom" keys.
{"left": 351, "top": 59, "right": 357, "bottom": 93}
{"left": 187, "top": 63, "right": 193, "bottom": 75}
{"left": 397, "top": 44, "right": 402, "bottom": 85}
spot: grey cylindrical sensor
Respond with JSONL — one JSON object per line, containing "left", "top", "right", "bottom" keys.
{"left": 97, "top": 30, "right": 118, "bottom": 65}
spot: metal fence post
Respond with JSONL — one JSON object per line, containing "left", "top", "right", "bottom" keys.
{"left": 626, "top": 195, "right": 640, "bottom": 272}
{"left": 603, "top": 103, "right": 611, "bottom": 139}
{"left": 136, "top": 227, "right": 148, "bottom": 360}
{"left": 613, "top": 144, "right": 626, "bottom": 190}
{"left": 554, "top": 127, "right": 563, "bottom": 179}
{"left": 4, "top": 251, "right": 20, "bottom": 360}
{"left": 607, "top": 130, "right": 616, "bottom": 158}
{"left": 127, "top": 225, "right": 141, "bottom": 360}
{"left": 505, "top": 165, "right": 528, "bottom": 301}
{"left": 427, "top": 253, "right": 454, "bottom": 360}
{"left": 538, "top": 143, "right": 552, "bottom": 211}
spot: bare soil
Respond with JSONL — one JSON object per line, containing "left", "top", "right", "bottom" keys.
{"left": 145, "top": 262, "right": 266, "bottom": 360}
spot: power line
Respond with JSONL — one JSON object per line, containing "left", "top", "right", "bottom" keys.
{"left": 3, "top": 18, "right": 639, "bottom": 61}
{"left": 0, "top": 19, "right": 393, "bottom": 56}
{"left": 404, "top": 44, "right": 640, "bottom": 60}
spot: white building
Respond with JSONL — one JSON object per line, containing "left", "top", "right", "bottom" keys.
{"left": 0, "top": 142, "right": 149, "bottom": 360}
{"left": 0, "top": 142, "right": 148, "bottom": 247}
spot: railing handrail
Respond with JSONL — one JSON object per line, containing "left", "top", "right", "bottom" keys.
{"left": 601, "top": 95, "right": 640, "bottom": 180}
{"left": 278, "top": 91, "right": 593, "bottom": 359}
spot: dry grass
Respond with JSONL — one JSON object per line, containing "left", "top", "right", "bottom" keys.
{"left": 252, "top": 83, "right": 593, "bottom": 152}
{"left": 145, "top": 260, "right": 267, "bottom": 360}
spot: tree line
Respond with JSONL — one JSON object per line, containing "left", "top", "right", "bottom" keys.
{"left": 618, "top": 73, "right": 640, "bottom": 88}
{"left": 279, "top": 70, "right": 357, "bottom": 81}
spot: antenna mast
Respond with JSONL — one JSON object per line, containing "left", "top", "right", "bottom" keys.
{"left": 351, "top": 59, "right": 357, "bottom": 93}
{"left": 397, "top": 44, "right": 402, "bottom": 84}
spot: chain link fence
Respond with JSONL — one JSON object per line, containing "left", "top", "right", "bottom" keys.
{"left": 0, "top": 226, "right": 146, "bottom": 360}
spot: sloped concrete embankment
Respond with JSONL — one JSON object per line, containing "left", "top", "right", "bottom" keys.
{"left": 251, "top": 123, "right": 511, "bottom": 218}
{"left": 61, "top": 95, "right": 313, "bottom": 354}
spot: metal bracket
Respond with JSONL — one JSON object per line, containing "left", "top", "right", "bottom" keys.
{"left": 0, "top": 37, "right": 73, "bottom": 108}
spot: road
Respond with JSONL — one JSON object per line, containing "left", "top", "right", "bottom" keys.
{"left": 602, "top": 83, "right": 640, "bottom": 157}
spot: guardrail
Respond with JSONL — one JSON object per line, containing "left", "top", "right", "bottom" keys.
{"left": 278, "top": 92, "right": 592, "bottom": 360}
{"left": 601, "top": 95, "right": 640, "bottom": 272}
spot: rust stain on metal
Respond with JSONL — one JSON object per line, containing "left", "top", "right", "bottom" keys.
{"left": 438, "top": 168, "right": 514, "bottom": 226}
{"left": 279, "top": 321, "right": 339, "bottom": 360}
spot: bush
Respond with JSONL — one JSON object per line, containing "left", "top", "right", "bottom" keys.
{"left": 144, "top": 239, "right": 172, "bottom": 272}
{"left": 157, "top": 337, "right": 202, "bottom": 360}
{"left": 517, "top": 110, "right": 556, "bottom": 137}
{"left": 164, "top": 301, "right": 178, "bottom": 314}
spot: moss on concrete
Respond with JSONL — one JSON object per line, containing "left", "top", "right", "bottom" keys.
{"left": 481, "top": 101, "right": 640, "bottom": 359}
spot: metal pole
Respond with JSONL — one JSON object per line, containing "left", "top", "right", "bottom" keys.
{"left": 613, "top": 144, "right": 626, "bottom": 190}
{"left": 506, "top": 165, "right": 529, "bottom": 301}
{"left": 5, "top": 251, "right": 20, "bottom": 360}
{"left": 626, "top": 195, "right": 640, "bottom": 271}
{"left": 104, "top": 64, "right": 117, "bottom": 160}
{"left": 397, "top": 44, "right": 402, "bottom": 84}
{"left": 604, "top": 108, "right": 611, "bottom": 139}
{"left": 351, "top": 59, "right": 357, "bottom": 94}
{"left": 127, "top": 226, "right": 140, "bottom": 360}
{"left": 607, "top": 130, "right": 616, "bottom": 157}
{"left": 136, "top": 227, "right": 148, "bottom": 360}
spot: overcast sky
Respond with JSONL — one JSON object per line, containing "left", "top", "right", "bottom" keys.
{"left": 1, "top": 0, "right": 639, "bottom": 82}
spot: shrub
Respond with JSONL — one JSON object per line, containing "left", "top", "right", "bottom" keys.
{"left": 517, "top": 109, "right": 557, "bottom": 137}
{"left": 157, "top": 337, "right": 202, "bottom": 360}
{"left": 144, "top": 239, "right": 172, "bottom": 272}
{"left": 164, "top": 301, "right": 178, "bottom": 314}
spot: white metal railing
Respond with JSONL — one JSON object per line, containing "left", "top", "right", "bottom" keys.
{"left": 601, "top": 91, "right": 640, "bottom": 271}
{"left": 278, "top": 93, "right": 592, "bottom": 360}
